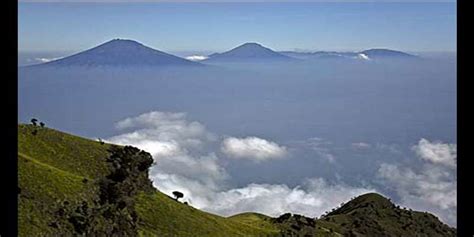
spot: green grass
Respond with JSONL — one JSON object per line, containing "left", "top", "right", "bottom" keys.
{"left": 18, "top": 153, "right": 97, "bottom": 236}
{"left": 18, "top": 124, "right": 111, "bottom": 179}
{"left": 18, "top": 124, "right": 456, "bottom": 237}
{"left": 136, "top": 193, "right": 279, "bottom": 237}
{"left": 18, "top": 124, "right": 280, "bottom": 237}
{"left": 228, "top": 212, "right": 277, "bottom": 230}
{"left": 318, "top": 193, "right": 456, "bottom": 236}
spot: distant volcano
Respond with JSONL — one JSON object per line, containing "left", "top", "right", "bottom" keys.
{"left": 205, "top": 43, "right": 294, "bottom": 62}
{"left": 279, "top": 48, "right": 417, "bottom": 61}
{"left": 30, "top": 39, "right": 202, "bottom": 68}
{"left": 359, "top": 49, "right": 417, "bottom": 59}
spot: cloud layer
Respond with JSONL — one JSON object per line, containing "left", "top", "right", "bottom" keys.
{"left": 107, "top": 111, "right": 374, "bottom": 218}
{"left": 412, "top": 138, "right": 456, "bottom": 168}
{"left": 204, "top": 178, "right": 375, "bottom": 217}
{"left": 185, "top": 55, "right": 209, "bottom": 61}
{"left": 378, "top": 138, "right": 457, "bottom": 226}
{"left": 32, "top": 57, "right": 63, "bottom": 63}
{"left": 107, "top": 111, "right": 456, "bottom": 226}
{"left": 221, "top": 136, "right": 288, "bottom": 161}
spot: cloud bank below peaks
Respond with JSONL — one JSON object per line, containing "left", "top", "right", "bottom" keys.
{"left": 106, "top": 111, "right": 374, "bottom": 218}
{"left": 378, "top": 138, "right": 457, "bottom": 226}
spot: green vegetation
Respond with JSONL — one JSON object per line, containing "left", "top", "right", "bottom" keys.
{"left": 136, "top": 193, "right": 279, "bottom": 237}
{"left": 47, "top": 145, "right": 156, "bottom": 235}
{"left": 19, "top": 124, "right": 110, "bottom": 179}
{"left": 18, "top": 124, "right": 278, "bottom": 237}
{"left": 316, "top": 193, "right": 457, "bottom": 237}
{"left": 18, "top": 124, "right": 456, "bottom": 237}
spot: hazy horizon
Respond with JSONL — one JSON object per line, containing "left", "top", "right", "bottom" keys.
{"left": 18, "top": 45, "right": 457, "bottom": 66}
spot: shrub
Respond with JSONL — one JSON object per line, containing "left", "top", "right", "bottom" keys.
{"left": 172, "top": 191, "right": 184, "bottom": 201}
{"left": 30, "top": 118, "right": 38, "bottom": 126}
{"left": 49, "top": 145, "right": 155, "bottom": 236}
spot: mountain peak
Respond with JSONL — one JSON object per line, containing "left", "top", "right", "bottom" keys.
{"left": 326, "top": 192, "right": 394, "bottom": 216}
{"left": 237, "top": 42, "right": 265, "bottom": 48}
{"left": 317, "top": 192, "right": 456, "bottom": 236}
{"left": 93, "top": 38, "right": 150, "bottom": 52}
{"left": 206, "top": 42, "right": 293, "bottom": 62}
{"left": 105, "top": 38, "right": 144, "bottom": 45}
{"left": 32, "top": 39, "right": 202, "bottom": 68}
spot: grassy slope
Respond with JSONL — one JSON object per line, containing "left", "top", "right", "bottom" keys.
{"left": 18, "top": 124, "right": 455, "bottom": 237}
{"left": 228, "top": 212, "right": 276, "bottom": 230}
{"left": 18, "top": 124, "right": 279, "bottom": 237}
{"left": 316, "top": 193, "right": 456, "bottom": 236}
{"left": 136, "top": 194, "right": 279, "bottom": 237}
{"left": 18, "top": 125, "right": 109, "bottom": 236}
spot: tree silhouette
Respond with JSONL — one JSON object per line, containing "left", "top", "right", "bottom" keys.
{"left": 98, "top": 138, "right": 105, "bottom": 145}
{"left": 31, "top": 118, "right": 38, "bottom": 126}
{"left": 40, "top": 122, "right": 45, "bottom": 128}
{"left": 172, "top": 191, "right": 184, "bottom": 201}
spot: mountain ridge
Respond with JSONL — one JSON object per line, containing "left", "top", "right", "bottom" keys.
{"left": 23, "top": 39, "right": 418, "bottom": 68}
{"left": 279, "top": 48, "right": 417, "bottom": 61}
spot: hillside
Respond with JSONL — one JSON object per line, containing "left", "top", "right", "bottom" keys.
{"left": 18, "top": 124, "right": 455, "bottom": 236}
{"left": 316, "top": 193, "right": 456, "bottom": 236}
{"left": 18, "top": 124, "right": 279, "bottom": 237}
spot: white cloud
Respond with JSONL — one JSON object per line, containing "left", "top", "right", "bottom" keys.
{"left": 109, "top": 111, "right": 216, "bottom": 154}
{"left": 106, "top": 111, "right": 375, "bottom": 220}
{"left": 221, "top": 136, "right": 288, "bottom": 161}
{"left": 107, "top": 112, "right": 457, "bottom": 226}
{"left": 185, "top": 55, "right": 209, "bottom": 61}
{"left": 412, "top": 138, "right": 456, "bottom": 168}
{"left": 351, "top": 142, "right": 371, "bottom": 149}
{"left": 34, "top": 57, "right": 62, "bottom": 63}
{"left": 356, "top": 53, "right": 371, "bottom": 60}
{"left": 378, "top": 139, "right": 457, "bottom": 226}
{"left": 205, "top": 178, "right": 375, "bottom": 218}
{"left": 106, "top": 111, "right": 227, "bottom": 200}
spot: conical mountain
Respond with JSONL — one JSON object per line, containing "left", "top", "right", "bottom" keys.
{"left": 32, "top": 39, "right": 202, "bottom": 68}
{"left": 205, "top": 42, "right": 294, "bottom": 62}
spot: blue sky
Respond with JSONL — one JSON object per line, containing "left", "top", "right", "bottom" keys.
{"left": 19, "top": 2, "right": 456, "bottom": 53}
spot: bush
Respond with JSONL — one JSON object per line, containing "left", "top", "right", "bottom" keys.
{"left": 49, "top": 145, "right": 155, "bottom": 236}
{"left": 172, "top": 191, "right": 184, "bottom": 201}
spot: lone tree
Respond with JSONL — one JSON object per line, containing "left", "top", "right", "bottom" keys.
{"left": 31, "top": 118, "right": 38, "bottom": 126}
{"left": 172, "top": 191, "right": 184, "bottom": 201}
{"left": 40, "top": 122, "right": 45, "bottom": 128}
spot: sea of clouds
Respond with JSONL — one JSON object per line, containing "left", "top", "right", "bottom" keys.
{"left": 106, "top": 110, "right": 456, "bottom": 225}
